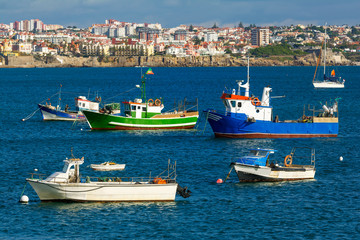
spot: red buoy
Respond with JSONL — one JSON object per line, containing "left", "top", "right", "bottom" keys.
{"left": 216, "top": 178, "right": 223, "bottom": 184}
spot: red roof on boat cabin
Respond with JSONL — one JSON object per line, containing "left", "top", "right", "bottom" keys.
{"left": 220, "top": 92, "right": 250, "bottom": 100}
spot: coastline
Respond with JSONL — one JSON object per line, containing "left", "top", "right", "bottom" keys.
{"left": 0, "top": 54, "right": 358, "bottom": 68}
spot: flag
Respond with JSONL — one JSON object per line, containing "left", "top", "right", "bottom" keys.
{"left": 331, "top": 69, "right": 335, "bottom": 76}
{"left": 146, "top": 68, "right": 154, "bottom": 75}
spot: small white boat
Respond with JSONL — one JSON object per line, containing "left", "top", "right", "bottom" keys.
{"left": 231, "top": 147, "right": 316, "bottom": 182}
{"left": 26, "top": 153, "right": 191, "bottom": 202}
{"left": 90, "top": 162, "right": 126, "bottom": 171}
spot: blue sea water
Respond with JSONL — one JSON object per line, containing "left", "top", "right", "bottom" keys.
{"left": 0, "top": 66, "right": 359, "bottom": 239}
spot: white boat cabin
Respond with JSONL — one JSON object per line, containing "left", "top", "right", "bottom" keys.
{"left": 123, "top": 98, "right": 164, "bottom": 118}
{"left": 75, "top": 96, "right": 100, "bottom": 111}
{"left": 45, "top": 157, "right": 84, "bottom": 183}
{"left": 221, "top": 80, "right": 273, "bottom": 121}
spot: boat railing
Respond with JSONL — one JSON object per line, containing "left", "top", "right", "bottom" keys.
{"left": 28, "top": 173, "right": 47, "bottom": 180}
{"left": 80, "top": 176, "right": 176, "bottom": 184}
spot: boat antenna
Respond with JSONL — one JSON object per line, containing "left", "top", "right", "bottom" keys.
{"left": 247, "top": 55, "right": 250, "bottom": 83}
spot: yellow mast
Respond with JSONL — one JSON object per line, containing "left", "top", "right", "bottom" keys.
{"left": 312, "top": 41, "right": 324, "bottom": 83}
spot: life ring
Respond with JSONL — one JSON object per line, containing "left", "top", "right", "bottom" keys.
{"left": 148, "top": 99, "right": 154, "bottom": 106}
{"left": 284, "top": 155, "right": 292, "bottom": 167}
{"left": 155, "top": 99, "right": 161, "bottom": 106}
{"left": 251, "top": 97, "right": 261, "bottom": 106}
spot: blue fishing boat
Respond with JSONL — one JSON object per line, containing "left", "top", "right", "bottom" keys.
{"left": 38, "top": 86, "right": 101, "bottom": 121}
{"left": 204, "top": 59, "right": 339, "bottom": 138}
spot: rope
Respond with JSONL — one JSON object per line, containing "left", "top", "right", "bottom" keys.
{"left": 19, "top": 182, "right": 28, "bottom": 198}
{"left": 22, "top": 91, "right": 61, "bottom": 121}
{"left": 22, "top": 108, "right": 40, "bottom": 121}
{"left": 102, "top": 87, "right": 138, "bottom": 103}
{"left": 202, "top": 110, "right": 210, "bottom": 135}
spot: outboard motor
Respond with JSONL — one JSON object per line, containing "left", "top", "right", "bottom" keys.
{"left": 177, "top": 184, "right": 191, "bottom": 198}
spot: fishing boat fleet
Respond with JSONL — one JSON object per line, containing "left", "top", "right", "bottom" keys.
{"left": 22, "top": 62, "right": 345, "bottom": 203}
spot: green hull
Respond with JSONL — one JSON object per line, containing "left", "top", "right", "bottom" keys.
{"left": 83, "top": 110, "right": 199, "bottom": 130}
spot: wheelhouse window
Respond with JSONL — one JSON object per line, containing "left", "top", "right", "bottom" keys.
{"left": 249, "top": 150, "right": 268, "bottom": 157}
{"left": 137, "top": 106, "right": 141, "bottom": 110}
{"left": 131, "top": 105, "right": 136, "bottom": 111}
{"left": 237, "top": 102, "right": 242, "bottom": 108}
{"left": 230, "top": 101, "right": 236, "bottom": 108}
{"left": 142, "top": 107, "right": 146, "bottom": 111}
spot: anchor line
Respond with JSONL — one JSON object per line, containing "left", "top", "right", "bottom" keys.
{"left": 202, "top": 110, "right": 210, "bottom": 135}
{"left": 20, "top": 181, "right": 28, "bottom": 199}
{"left": 22, "top": 91, "right": 61, "bottom": 121}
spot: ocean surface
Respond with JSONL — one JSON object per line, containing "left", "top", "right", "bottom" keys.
{"left": 0, "top": 66, "right": 359, "bottom": 239}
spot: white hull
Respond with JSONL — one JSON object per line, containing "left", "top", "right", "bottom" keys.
{"left": 313, "top": 81, "right": 344, "bottom": 88}
{"left": 90, "top": 164, "right": 126, "bottom": 171}
{"left": 27, "top": 179, "right": 178, "bottom": 202}
{"left": 234, "top": 164, "right": 315, "bottom": 182}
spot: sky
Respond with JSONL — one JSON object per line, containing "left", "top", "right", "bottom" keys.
{"left": 0, "top": 0, "right": 359, "bottom": 28}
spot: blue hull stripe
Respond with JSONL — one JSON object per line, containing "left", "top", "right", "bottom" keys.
{"left": 206, "top": 111, "right": 338, "bottom": 138}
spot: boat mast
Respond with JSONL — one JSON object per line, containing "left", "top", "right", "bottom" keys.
{"left": 323, "top": 23, "right": 327, "bottom": 77}
{"left": 57, "top": 84, "right": 62, "bottom": 110}
{"left": 312, "top": 41, "right": 324, "bottom": 83}
{"left": 141, "top": 73, "right": 146, "bottom": 102}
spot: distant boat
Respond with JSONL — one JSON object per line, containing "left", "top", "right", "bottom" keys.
{"left": 82, "top": 68, "right": 199, "bottom": 130}
{"left": 312, "top": 25, "right": 345, "bottom": 88}
{"left": 204, "top": 57, "right": 339, "bottom": 138}
{"left": 231, "top": 147, "right": 316, "bottom": 182}
{"left": 90, "top": 161, "right": 126, "bottom": 171}
{"left": 26, "top": 152, "right": 191, "bottom": 202}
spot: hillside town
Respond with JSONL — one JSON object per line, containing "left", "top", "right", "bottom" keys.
{"left": 0, "top": 18, "right": 359, "bottom": 67}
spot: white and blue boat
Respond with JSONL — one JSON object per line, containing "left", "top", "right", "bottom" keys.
{"left": 231, "top": 147, "right": 316, "bottom": 182}
{"left": 204, "top": 59, "right": 339, "bottom": 138}
{"left": 38, "top": 96, "right": 101, "bottom": 121}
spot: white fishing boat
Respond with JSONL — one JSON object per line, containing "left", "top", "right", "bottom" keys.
{"left": 313, "top": 25, "right": 345, "bottom": 88}
{"left": 26, "top": 152, "right": 190, "bottom": 202}
{"left": 90, "top": 162, "right": 126, "bottom": 171}
{"left": 231, "top": 147, "right": 316, "bottom": 182}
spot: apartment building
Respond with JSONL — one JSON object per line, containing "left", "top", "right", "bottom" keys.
{"left": 251, "top": 28, "right": 270, "bottom": 46}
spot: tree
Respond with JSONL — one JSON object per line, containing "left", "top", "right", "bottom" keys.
{"left": 212, "top": 23, "right": 218, "bottom": 29}
{"left": 189, "top": 24, "right": 194, "bottom": 32}
{"left": 238, "top": 22, "right": 244, "bottom": 28}
{"left": 193, "top": 36, "right": 202, "bottom": 45}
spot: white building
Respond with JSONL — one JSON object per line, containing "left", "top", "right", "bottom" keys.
{"left": 205, "top": 31, "right": 218, "bottom": 42}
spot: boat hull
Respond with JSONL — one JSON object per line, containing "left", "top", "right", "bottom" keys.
{"left": 90, "top": 164, "right": 126, "bottom": 171}
{"left": 38, "top": 104, "right": 85, "bottom": 121}
{"left": 27, "top": 179, "right": 178, "bottom": 202}
{"left": 83, "top": 110, "right": 199, "bottom": 130}
{"left": 234, "top": 164, "right": 315, "bottom": 182}
{"left": 206, "top": 111, "right": 338, "bottom": 138}
{"left": 313, "top": 81, "right": 344, "bottom": 88}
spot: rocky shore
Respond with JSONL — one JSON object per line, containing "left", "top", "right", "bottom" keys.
{"left": 0, "top": 51, "right": 358, "bottom": 68}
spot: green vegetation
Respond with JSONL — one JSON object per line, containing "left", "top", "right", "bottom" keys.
{"left": 249, "top": 44, "right": 306, "bottom": 57}
{"left": 344, "top": 52, "right": 360, "bottom": 62}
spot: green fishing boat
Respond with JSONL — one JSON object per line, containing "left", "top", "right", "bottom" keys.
{"left": 83, "top": 68, "right": 199, "bottom": 130}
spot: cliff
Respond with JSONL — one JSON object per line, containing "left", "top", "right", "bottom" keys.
{"left": 0, "top": 52, "right": 355, "bottom": 68}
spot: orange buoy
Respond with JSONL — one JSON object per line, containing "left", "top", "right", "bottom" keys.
{"left": 216, "top": 178, "right": 223, "bottom": 184}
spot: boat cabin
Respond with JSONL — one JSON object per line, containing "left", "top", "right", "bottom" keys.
{"left": 44, "top": 157, "right": 84, "bottom": 183}
{"left": 221, "top": 80, "right": 273, "bottom": 122}
{"left": 236, "top": 149, "right": 276, "bottom": 167}
{"left": 75, "top": 96, "right": 100, "bottom": 112}
{"left": 123, "top": 98, "right": 164, "bottom": 118}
